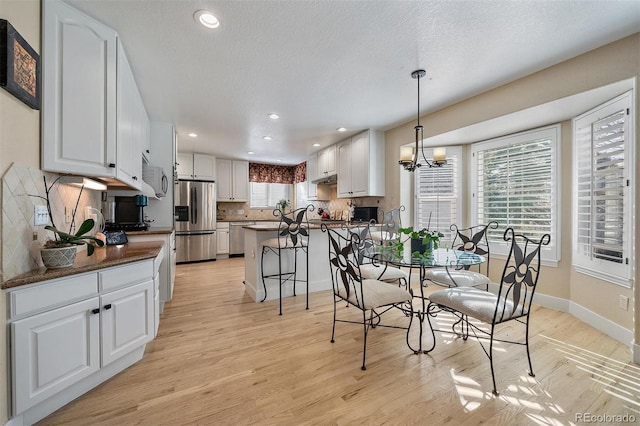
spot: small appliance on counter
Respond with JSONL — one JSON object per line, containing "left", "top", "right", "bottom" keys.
{"left": 352, "top": 206, "right": 378, "bottom": 223}
{"left": 106, "top": 195, "right": 150, "bottom": 231}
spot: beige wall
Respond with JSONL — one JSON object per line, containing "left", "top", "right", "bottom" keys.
{"left": 384, "top": 34, "right": 639, "bottom": 337}
{"left": 0, "top": 0, "right": 41, "bottom": 422}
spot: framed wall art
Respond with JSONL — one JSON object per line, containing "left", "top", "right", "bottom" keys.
{"left": 0, "top": 19, "right": 40, "bottom": 109}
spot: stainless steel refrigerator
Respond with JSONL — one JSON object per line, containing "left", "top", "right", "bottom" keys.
{"left": 175, "top": 180, "right": 217, "bottom": 263}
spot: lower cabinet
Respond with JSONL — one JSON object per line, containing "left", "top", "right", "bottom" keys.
{"left": 217, "top": 222, "right": 230, "bottom": 255}
{"left": 7, "top": 253, "right": 161, "bottom": 422}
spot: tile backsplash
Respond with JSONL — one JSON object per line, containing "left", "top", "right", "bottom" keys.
{"left": 1, "top": 163, "right": 101, "bottom": 281}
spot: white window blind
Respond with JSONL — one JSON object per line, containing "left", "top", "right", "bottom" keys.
{"left": 472, "top": 125, "right": 560, "bottom": 263}
{"left": 414, "top": 147, "right": 460, "bottom": 242}
{"left": 573, "top": 92, "right": 633, "bottom": 287}
{"left": 250, "top": 183, "right": 291, "bottom": 209}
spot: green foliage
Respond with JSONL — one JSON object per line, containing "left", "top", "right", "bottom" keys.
{"left": 397, "top": 226, "right": 445, "bottom": 258}
{"left": 44, "top": 218, "right": 105, "bottom": 256}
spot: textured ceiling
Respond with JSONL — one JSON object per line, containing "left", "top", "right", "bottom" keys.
{"left": 65, "top": 0, "right": 640, "bottom": 165}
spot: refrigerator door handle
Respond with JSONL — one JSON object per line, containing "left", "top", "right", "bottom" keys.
{"left": 191, "top": 186, "right": 198, "bottom": 224}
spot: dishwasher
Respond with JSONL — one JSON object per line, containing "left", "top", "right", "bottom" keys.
{"left": 229, "top": 221, "right": 255, "bottom": 257}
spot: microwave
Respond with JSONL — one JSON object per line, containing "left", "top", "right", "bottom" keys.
{"left": 352, "top": 206, "right": 378, "bottom": 223}
{"left": 142, "top": 165, "right": 168, "bottom": 198}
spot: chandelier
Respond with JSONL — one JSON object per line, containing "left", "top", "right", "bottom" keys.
{"left": 398, "top": 69, "right": 447, "bottom": 172}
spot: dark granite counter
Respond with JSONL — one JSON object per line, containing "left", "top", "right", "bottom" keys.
{"left": 2, "top": 242, "right": 164, "bottom": 290}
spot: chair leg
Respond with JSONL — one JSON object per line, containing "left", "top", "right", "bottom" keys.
{"left": 278, "top": 249, "right": 283, "bottom": 316}
{"left": 293, "top": 248, "right": 298, "bottom": 297}
{"left": 361, "top": 309, "right": 369, "bottom": 370}
{"left": 489, "top": 323, "right": 498, "bottom": 396}
{"left": 260, "top": 248, "right": 268, "bottom": 302}
{"left": 525, "top": 316, "right": 535, "bottom": 377}
{"left": 305, "top": 247, "right": 309, "bottom": 310}
{"left": 330, "top": 296, "right": 337, "bottom": 343}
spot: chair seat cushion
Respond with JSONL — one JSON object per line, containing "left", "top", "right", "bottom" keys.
{"left": 424, "top": 268, "right": 490, "bottom": 288}
{"left": 337, "top": 279, "right": 411, "bottom": 310}
{"left": 428, "top": 287, "right": 515, "bottom": 323}
{"left": 262, "top": 237, "right": 308, "bottom": 249}
{"left": 360, "top": 263, "right": 408, "bottom": 281}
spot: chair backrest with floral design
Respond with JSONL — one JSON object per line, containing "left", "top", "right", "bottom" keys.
{"left": 272, "top": 204, "right": 314, "bottom": 249}
{"left": 370, "top": 206, "right": 404, "bottom": 245}
{"left": 449, "top": 221, "right": 498, "bottom": 274}
{"left": 494, "top": 228, "right": 550, "bottom": 324}
{"left": 322, "top": 225, "right": 366, "bottom": 309}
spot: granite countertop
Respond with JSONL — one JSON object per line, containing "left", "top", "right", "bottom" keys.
{"left": 1, "top": 241, "right": 164, "bottom": 290}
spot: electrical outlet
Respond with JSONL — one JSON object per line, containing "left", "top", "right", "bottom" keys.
{"left": 65, "top": 207, "right": 73, "bottom": 223}
{"left": 34, "top": 205, "right": 49, "bottom": 226}
{"left": 618, "top": 295, "right": 629, "bottom": 311}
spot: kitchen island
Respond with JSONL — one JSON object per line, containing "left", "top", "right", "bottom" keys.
{"left": 243, "top": 223, "right": 340, "bottom": 303}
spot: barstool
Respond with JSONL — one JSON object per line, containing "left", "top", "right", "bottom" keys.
{"left": 260, "top": 205, "right": 313, "bottom": 315}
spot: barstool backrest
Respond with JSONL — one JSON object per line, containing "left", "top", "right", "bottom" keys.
{"left": 272, "top": 204, "right": 314, "bottom": 249}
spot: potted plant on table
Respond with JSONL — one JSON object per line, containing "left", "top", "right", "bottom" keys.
{"left": 398, "top": 226, "right": 444, "bottom": 258}
{"left": 277, "top": 199, "right": 290, "bottom": 213}
{"left": 37, "top": 176, "right": 105, "bottom": 268}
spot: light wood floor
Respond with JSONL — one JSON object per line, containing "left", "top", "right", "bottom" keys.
{"left": 38, "top": 258, "right": 640, "bottom": 425}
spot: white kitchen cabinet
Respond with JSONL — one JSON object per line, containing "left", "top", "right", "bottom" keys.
{"left": 11, "top": 297, "right": 100, "bottom": 415}
{"left": 42, "top": 0, "right": 118, "bottom": 178}
{"left": 125, "top": 232, "right": 176, "bottom": 311}
{"left": 216, "top": 159, "right": 249, "bottom": 201}
{"left": 7, "top": 252, "right": 161, "bottom": 421}
{"left": 312, "top": 145, "right": 337, "bottom": 182}
{"left": 100, "top": 280, "right": 154, "bottom": 366}
{"left": 177, "top": 152, "right": 216, "bottom": 181}
{"left": 116, "top": 41, "right": 145, "bottom": 190}
{"left": 337, "top": 130, "right": 385, "bottom": 198}
{"left": 217, "top": 222, "right": 230, "bottom": 255}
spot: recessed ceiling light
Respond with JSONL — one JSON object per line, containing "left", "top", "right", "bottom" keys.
{"left": 263, "top": 136, "right": 273, "bottom": 141}
{"left": 337, "top": 127, "right": 347, "bottom": 132}
{"left": 312, "top": 143, "right": 320, "bottom": 147}
{"left": 276, "top": 159, "right": 282, "bottom": 162}
{"left": 188, "top": 133, "right": 198, "bottom": 138}
{"left": 247, "top": 151, "right": 254, "bottom": 155}
{"left": 194, "top": 10, "right": 220, "bottom": 29}
{"left": 268, "top": 113, "right": 280, "bottom": 120}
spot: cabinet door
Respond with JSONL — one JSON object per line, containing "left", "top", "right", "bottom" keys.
{"left": 336, "top": 140, "right": 352, "bottom": 198}
{"left": 193, "top": 154, "right": 216, "bottom": 181}
{"left": 322, "top": 145, "right": 337, "bottom": 176}
{"left": 216, "top": 159, "right": 233, "bottom": 201}
{"left": 42, "top": 0, "right": 117, "bottom": 177}
{"left": 116, "top": 43, "right": 141, "bottom": 189}
{"left": 12, "top": 298, "right": 100, "bottom": 414}
{"left": 307, "top": 152, "right": 319, "bottom": 182}
{"left": 232, "top": 161, "right": 250, "bottom": 201}
{"left": 350, "top": 132, "right": 369, "bottom": 196}
{"left": 101, "top": 280, "right": 154, "bottom": 366}
{"left": 176, "top": 152, "right": 194, "bottom": 179}
{"left": 217, "top": 230, "right": 230, "bottom": 254}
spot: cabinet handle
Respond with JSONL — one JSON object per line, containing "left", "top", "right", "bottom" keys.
{"left": 109, "top": 163, "right": 116, "bottom": 168}
{"left": 91, "top": 308, "right": 100, "bottom": 315}
{"left": 133, "top": 176, "right": 138, "bottom": 180}
{"left": 146, "top": 149, "right": 150, "bottom": 153}
{"left": 104, "top": 304, "right": 112, "bottom": 310}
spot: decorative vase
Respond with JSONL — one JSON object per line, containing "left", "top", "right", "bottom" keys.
{"left": 411, "top": 238, "right": 433, "bottom": 256}
{"left": 41, "top": 245, "right": 77, "bottom": 269}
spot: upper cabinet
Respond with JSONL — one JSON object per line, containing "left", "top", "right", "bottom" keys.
{"left": 116, "top": 40, "right": 148, "bottom": 190}
{"left": 42, "top": 0, "right": 150, "bottom": 189}
{"left": 216, "top": 159, "right": 249, "bottom": 202}
{"left": 177, "top": 152, "right": 216, "bottom": 181}
{"left": 337, "top": 130, "right": 385, "bottom": 198}
{"left": 42, "top": 0, "right": 117, "bottom": 177}
{"left": 313, "top": 145, "right": 337, "bottom": 182}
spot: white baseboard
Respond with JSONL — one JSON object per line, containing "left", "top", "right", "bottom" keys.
{"left": 487, "top": 283, "right": 634, "bottom": 351}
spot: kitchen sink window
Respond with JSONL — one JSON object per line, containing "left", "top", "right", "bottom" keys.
{"left": 250, "top": 182, "right": 292, "bottom": 209}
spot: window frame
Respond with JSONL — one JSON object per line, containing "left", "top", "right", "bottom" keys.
{"left": 471, "top": 124, "right": 561, "bottom": 266}
{"left": 413, "top": 146, "right": 462, "bottom": 244}
{"left": 571, "top": 91, "right": 635, "bottom": 288}
{"left": 249, "top": 182, "right": 293, "bottom": 210}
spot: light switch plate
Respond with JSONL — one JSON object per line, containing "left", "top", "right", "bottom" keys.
{"left": 34, "top": 205, "right": 49, "bottom": 226}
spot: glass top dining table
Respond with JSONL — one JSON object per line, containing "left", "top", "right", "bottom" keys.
{"left": 364, "top": 245, "right": 486, "bottom": 353}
